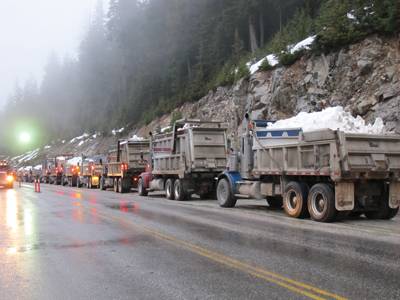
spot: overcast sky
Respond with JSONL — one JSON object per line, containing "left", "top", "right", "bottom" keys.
{"left": 0, "top": 0, "right": 99, "bottom": 107}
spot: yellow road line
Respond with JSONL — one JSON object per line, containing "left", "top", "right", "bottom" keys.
{"left": 95, "top": 210, "right": 347, "bottom": 300}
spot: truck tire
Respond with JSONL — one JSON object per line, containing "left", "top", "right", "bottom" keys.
{"left": 307, "top": 183, "right": 337, "bottom": 222}
{"left": 138, "top": 178, "right": 148, "bottom": 196}
{"left": 283, "top": 182, "right": 309, "bottom": 218}
{"left": 121, "top": 178, "right": 130, "bottom": 193}
{"left": 266, "top": 196, "right": 283, "bottom": 209}
{"left": 100, "top": 178, "right": 105, "bottom": 190}
{"left": 365, "top": 200, "right": 399, "bottom": 220}
{"left": 114, "top": 179, "right": 120, "bottom": 193}
{"left": 174, "top": 179, "right": 187, "bottom": 201}
{"left": 76, "top": 177, "right": 81, "bottom": 188}
{"left": 165, "top": 178, "right": 175, "bottom": 200}
{"left": 217, "top": 178, "right": 237, "bottom": 208}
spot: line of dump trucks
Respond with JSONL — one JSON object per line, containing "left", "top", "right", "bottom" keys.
{"left": 33, "top": 116, "right": 400, "bottom": 222}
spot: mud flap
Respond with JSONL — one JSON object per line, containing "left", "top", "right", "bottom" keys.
{"left": 335, "top": 182, "right": 354, "bottom": 211}
{"left": 389, "top": 182, "right": 400, "bottom": 209}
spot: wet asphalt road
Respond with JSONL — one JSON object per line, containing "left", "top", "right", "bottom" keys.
{"left": 1, "top": 184, "right": 399, "bottom": 300}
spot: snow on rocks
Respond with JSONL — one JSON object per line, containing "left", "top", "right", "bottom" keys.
{"left": 16, "top": 148, "right": 40, "bottom": 164}
{"left": 248, "top": 35, "right": 316, "bottom": 74}
{"left": 266, "top": 106, "right": 387, "bottom": 134}
{"left": 112, "top": 128, "right": 125, "bottom": 135}
{"left": 289, "top": 35, "right": 316, "bottom": 54}
{"left": 248, "top": 54, "right": 279, "bottom": 75}
{"left": 70, "top": 133, "right": 89, "bottom": 144}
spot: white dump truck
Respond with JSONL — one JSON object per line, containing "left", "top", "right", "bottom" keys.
{"left": 138, "top": 120, "right": 228, "bottom": 200}
{"left": 216, "top": 114, "right": 400, "bottom": 222}
{"left": 100, "top": 139, "right": 150, "bottom": 193}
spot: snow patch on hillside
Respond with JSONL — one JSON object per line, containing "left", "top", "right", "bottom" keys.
{"left": 248, "top": 35, "right": 316, "bottom": 74}
{"left": 289, "top": 35, "right": 316, "bottom": 54}
{"left": 112, "top": 128, "right": 125, "bottom": 135}
{"left": 70, "top": 133, "right": 89, "bottom": 144}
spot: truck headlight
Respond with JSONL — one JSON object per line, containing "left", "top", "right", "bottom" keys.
{"left": 6, "top": 175, "right": 14, "bottom": 183}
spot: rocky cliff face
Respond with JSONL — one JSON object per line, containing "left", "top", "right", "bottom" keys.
{"left": 140, "top": 35, "right": 400, "bottom": 145}
{"left": 15, "top": 35, "right": 400, "bottom": 166}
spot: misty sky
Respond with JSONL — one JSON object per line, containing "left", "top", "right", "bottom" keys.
{"left": 0, "top": 0, "right": 99, "bottom": 107}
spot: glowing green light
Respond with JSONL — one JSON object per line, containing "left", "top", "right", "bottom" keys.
{"left": 19, "top": 132, "right": 31, "bottom": 144}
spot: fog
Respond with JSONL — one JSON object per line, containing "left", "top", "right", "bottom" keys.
{"left": 0, "top": 0, "right": 98, "bottom": 107}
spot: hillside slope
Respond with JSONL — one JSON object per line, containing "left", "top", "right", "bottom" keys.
{"left": 13, "top": 35, "right": 400, "bottom": 168}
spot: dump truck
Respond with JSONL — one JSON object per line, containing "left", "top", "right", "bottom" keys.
{"left": 77, "top": 156, "right": 104, "bottom": 189}
{"left": 42, "top": 155, "right": 73, "bottom": 185}
{"left": 138, "top": 120, "right": 228, "bottom": 200}
{"left": 216, "top": 114, "right": 400, "bottom": 222}
{"left": 100, "top": 139, "right": 150, "bottom": 193}
{"left": 63, "top": 158, "right": 80, "bottom": 187}
{"left": 0, "top": 160, "right": 14, "bottom": 189}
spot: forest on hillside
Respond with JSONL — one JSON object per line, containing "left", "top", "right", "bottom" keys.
{"left": 0, "top": 0, "right": 398, "bottom": 154}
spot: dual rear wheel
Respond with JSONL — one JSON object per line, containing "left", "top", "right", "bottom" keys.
{"left": 283, "top": 182, "right": 337, "bottom": 222}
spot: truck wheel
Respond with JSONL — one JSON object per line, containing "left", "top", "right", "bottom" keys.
{"left": 121, "top": 178, "right": 130, "bottom": 193}
{"left": 165, "top": 178, "right": 175, "bottom": 200}
{"left": 307, "top": 183, "right": 337, "bottom": 222}
{"left": 283, "top": 182, "right": 309, "bottom": 218}
{"left": 174, "top": 179, "right": 187, "bottom": 201}
{"left": 138, "top": 178, "right": 148, "bottom": 196}
{"left": 76, "top": 178, "right": 81, "bottom": 188}
{"left": 217, "top": 178, "right": 237, "bottom": 208}
{"left": 100, "top": 178, "right": 106, "bottom": 191}
{"left": 365, "top": 200, "right": 399, "bottom": 220}
{"left": 266, "top": 196, "right": 283, "bottom": 209}
{"left": 113, "top": 179, "right": 120, "bottom": 193}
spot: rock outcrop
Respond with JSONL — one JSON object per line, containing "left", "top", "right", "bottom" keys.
{"left": 137, "top": 35, "right": 400, "bottom": 148}
{"left": 14, "top": 35, "right": 400, "bottom": 166}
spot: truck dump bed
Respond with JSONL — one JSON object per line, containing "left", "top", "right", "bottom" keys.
{"left": 107, "top": 140, "right": 150, "bottom": 176}
{"left": 152, "top": 121, "right": 227, "bottom": 176}
{"left": 253, "top": 128, "right": 400, "bottom": 181}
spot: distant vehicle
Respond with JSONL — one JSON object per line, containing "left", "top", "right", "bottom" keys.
{"left": 138, "top": 119, "right": 228, "bottom": 200}
{"left": 78, "top": 155, "right": 105, "bottom": 189}
{"left": 42, "top": 155, "right": 74, "bottom": 185}
{"left": 217, "top": 114, "right": 400, "bottom": 222}
{"left": 0, "top": 160, "right": 14, "bottom": 189}
{"left": 100, "top": 139, "right": 150, "bottom": 193}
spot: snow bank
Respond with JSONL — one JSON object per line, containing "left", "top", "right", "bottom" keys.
{"left": 266, "top": 106, "right": 387, "bottom": 134}
{"left": 129, "top": 135, "right": 144, "bottom": 141}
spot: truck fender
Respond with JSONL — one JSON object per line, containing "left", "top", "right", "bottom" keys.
{"left": 217, "top": 171, "right": 242, "bottom": 195}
